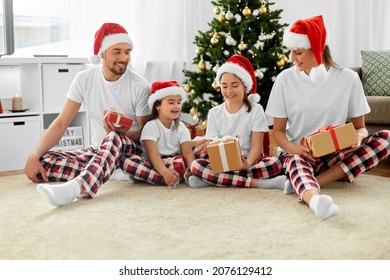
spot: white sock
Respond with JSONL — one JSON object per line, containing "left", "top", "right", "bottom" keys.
{"left": 110, "top": 168, "right": 134, "bottom": 184}
{"left": 283, "top": 180, "right": 295, "bottom": 195}
{"left": 259, "top": 175, "right": 287, "bottom": 190}
{"left": 309, "top": 194, "right": 339, "bottom": 220}
{"left": 37, "top": 179, "right": 81, "bottom": 207}
{"left": 189, "top": 176, "right": 210, "bottom": 188}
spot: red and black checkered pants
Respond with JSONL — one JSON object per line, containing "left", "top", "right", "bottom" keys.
{"left": 122, "top": 154, "right": 187, "bottom": 185}
{"left": 280, "top": 130, "right": 390, "bottom": 200}
{"left": 40, "top": 131, "right": 142, "bottom": 197}
{"left": 189, "top": 155, "right": 283, "bottom": 188}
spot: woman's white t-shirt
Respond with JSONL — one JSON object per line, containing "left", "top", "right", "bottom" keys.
{"left": 265, "top": 66, "right": 370, "bottom": 144}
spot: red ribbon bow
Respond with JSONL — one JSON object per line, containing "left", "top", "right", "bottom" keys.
{"left": 317, "top": 125, "right": 340, "bottom": 151}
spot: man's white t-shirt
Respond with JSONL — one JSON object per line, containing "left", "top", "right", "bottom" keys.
{"left": 67, "top": 66, "right": 151, "bottom": 146}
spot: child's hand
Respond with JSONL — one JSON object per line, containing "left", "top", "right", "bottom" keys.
{"left": 196, "top": 139, "right": 209, "bottom": 156}
{"left": 162, "top": 169, "right": 180, "bottom": 187}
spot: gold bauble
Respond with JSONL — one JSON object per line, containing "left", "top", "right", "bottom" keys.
{"left": 218, "top": 13, "right": 225, "bottom": 22}
{"left": 184, "top": 83, "right": 191, "bottom": 93}
{"left": 202, "top": 120, "right": 207, "bottom": 129}
{"left": 210, "top": 37, "right": 219, "bottom": 45}
{"left": 276, "top": 58, "right": 285, "bottom": 68}
{"left": 195, "top": 47, "right": 202, "bottom": 55}
{"left": 198, "top": 60, "right": 206, "bottom": 71}
{"left": 190, "top": 107, "right": 197, "bottom": 116}
{"left": 238, "top": 41, "right": 247, "bottom": 51}
{"left": 213, "top": 7, "right": 220, "bottom": 15}
{"left": 281, "top": 54, "right": 288, "bottom": 62}
{"left": 259, "top": 5, "right": 267, "bottom": 15}
{"left": 242, "top": 6, "right": 251, "bottom": 17}
{"left": 212, "top": 80, "right": 218, "bottom": 90}
{"left": 213, "top": 32, "right": 221, "bottom": 40}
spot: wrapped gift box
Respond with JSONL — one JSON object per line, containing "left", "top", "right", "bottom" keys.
{"left": 304, "top": 123, "right": 358, "bottom": 158}
{"left": 104, "top": 109, "right": 133, "bottom": 129}
{"left": 188, "top": 126, "right": 206, "bottom": 139}
{"left": 207, "top": 137, "right": 242, "bottom": 173}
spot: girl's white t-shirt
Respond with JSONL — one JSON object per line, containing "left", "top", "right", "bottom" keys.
{"left": 206, "top": 102, "right": 269, "bottom": 156}
{"left": 140, "top": 119, "right": 191, "bottom": 158}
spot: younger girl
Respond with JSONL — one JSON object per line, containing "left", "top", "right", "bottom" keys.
{"left": 125, "top": 80, "right": 195, "bottom": 187}
{"left": 189, "top": 55, "right": 288, "bottom": 190}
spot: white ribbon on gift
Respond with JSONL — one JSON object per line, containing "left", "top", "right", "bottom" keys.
{"left": 209, "top": 135, "right": 238, "bottom": 172}
{"left": 103, "top": 106, "right": 122, "bottom": 127}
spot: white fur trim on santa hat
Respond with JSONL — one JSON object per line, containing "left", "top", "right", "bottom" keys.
{"left": 148, "top": 86, "right": 187, "bottom": 110}
{"left": 283, "top": 31, "right": 311, "bottom": 49}
{"left": 216, "top": 63, "right": 253, "bottom": 94}
{"left": 100, "top": 33, "right": 133, "bottom": 54}
{"left": 309, "top": 64, "right": 328, "bottom": 82}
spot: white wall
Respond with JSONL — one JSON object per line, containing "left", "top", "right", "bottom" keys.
{"left": 273, "top": 0, "right": 390, "bottom": 67}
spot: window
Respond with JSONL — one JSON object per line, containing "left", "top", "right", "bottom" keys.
{"left": 12, "top": 0, "right": 70, "bottom": 56}
{"left": 0, "top": 0, "right": 15, "bottom": 56}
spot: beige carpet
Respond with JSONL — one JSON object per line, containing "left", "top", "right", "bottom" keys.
{"left": 0, "top": 174, "right": 389, "bottom": 260}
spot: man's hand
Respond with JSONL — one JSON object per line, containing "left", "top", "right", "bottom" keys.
{"left": 24, "top": 153, "right": 48, "bottom": 183}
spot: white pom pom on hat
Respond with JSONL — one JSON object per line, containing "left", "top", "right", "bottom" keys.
{"left": 283, "top": 15, "right": 329, "bottom": 82}
{"left": 148, "top": 80, "right": 187, "bottom": 110}
{"left": 215, "top": 54, "right": 260, "bottom": 102}
{"left": 89, "top": 22, "right": 133, "bottom": 65}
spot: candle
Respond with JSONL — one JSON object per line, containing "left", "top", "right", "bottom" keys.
{"left": 12, "top": 95, "right": 23, "bottom": 111}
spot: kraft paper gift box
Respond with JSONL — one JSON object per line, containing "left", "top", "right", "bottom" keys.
{"left": 207, "top": 137, "right": 242, "bottom": 173}
{"left": 304, "top": 123, "right": 358, "bottom": 158}
{"left": 104, "top": 109, "right": 133, "bottom": 130}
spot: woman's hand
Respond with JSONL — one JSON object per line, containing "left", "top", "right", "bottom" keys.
{"left": 287, "top": 137, "right": 316, "bottom": 163}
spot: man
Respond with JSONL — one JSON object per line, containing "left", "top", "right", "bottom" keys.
{"left": 24, "top": 22, "right": 151, "bottom": 206}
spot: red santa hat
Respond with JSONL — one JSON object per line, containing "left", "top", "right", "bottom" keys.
{"left": 89, "top": 23, "right": 133, "bottom": 64}
{"left": 215, "top": 55, "right": 260, "bottom": 103}
{"left": 283, "top": 15, "right": 329, "bottom": 82}
{"left": 148, "top": 80, "right": 187, "bottom": 109}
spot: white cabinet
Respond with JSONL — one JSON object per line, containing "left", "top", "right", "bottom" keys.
{"left": 0, "top": 58, "right": 90, "bottom": 172}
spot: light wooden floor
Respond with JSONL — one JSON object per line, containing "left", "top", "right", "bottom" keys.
{"left": 1, "top": 158, "right": 389, "bottom": 178}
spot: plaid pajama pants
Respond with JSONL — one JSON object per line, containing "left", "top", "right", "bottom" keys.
{"left": 280, "top": 129, "right": 390, "bottom": 200}
{"left": 122, "top": 154, "right": 187, "bottom": 186}
{"left": 189, "top": 155, "right": 283, "bottom": 188}
{"left": 40, "top": 131, "right": 142, "bottom": 197}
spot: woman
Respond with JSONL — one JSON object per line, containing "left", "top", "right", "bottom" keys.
{"left": 266, "top": 15, "right": 390, "bottom": 220}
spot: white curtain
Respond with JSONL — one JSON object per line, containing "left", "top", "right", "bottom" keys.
{"left": 69, "top": 0, "right": 390, "bottom": 83}
{"left": 69, "top": 0, "right": 214, "bottom": 83}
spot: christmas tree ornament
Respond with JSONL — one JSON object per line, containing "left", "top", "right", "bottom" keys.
{"left": 238, "top": 41, "right": 247, "bottom": 51}
{"left": 198, "top": 60, "right": 206, "bottom": 71}
{"left": 255, "top": 69, "right": 264, "bottom": 79}
{"left": 259, "top": 5, "right": 267, "bottom": 15}
{"left": 276, "top": 58, "right": 285, "bottom": 68}
{"left": 212, "top": 80, "right": 218, "bottom": 90}
{"left": 225, "top": 35, "right": 235, "bottom": 46}
{"left": 202, "top": 120, "right": 207, "bottom": 129}
{"left": 190, "top": 107, "right": 197, "bottom": 116}
{"left": 213, "top": 7, "right": 221, "bottom": 15}
{"left": 281, "top": 54, "right": 289, "bottom": 62}
{"left": 242, "top": 6, "right": 251, "bottom": 17}
{"left": 195, "top": 47, "right": 203, "bottom": 55}
{"left": 225, "top": 10, "right": 234, "bottom": 20}
{"left": 218, "top": 13, "right": 225, "bottom": 22}
{"left": 210, "top": 37, "right": 219, "bottom": 45}
{"left": 184, "top": 83, "right": 191, "bottom": 93}
{"left": 212, "top": 64, "right": 220, "bottom": 72}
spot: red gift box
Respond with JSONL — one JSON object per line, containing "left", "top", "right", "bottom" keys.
{"left": 163, "top": 155, "right": 186, "bottom": 178}
{"left": 104, "top": 109, "right": 133, "bottom": 129}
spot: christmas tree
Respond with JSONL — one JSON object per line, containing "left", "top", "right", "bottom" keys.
{"left": 182, "top": 0, "right": 291, "bottom": 123}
